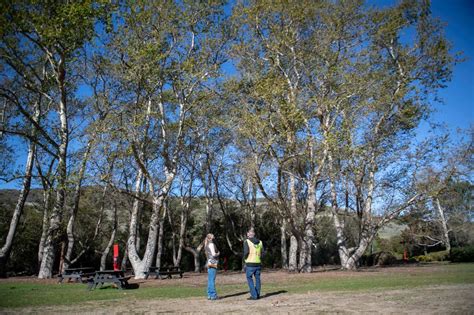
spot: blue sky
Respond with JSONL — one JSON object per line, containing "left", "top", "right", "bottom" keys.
{"left": 428, "top": 0, "right": 473, "bottom": 132}
{"left": 1, "top": 0, "right": 473, "bottom": 190}
{"left": 372, "top": 0, "right": 474, "bottom": 134}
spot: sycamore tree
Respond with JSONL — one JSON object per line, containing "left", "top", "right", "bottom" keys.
{"left": 231, "top": 0, "right": 323, "bottom": 272}
{"left": 231, "top": 0, "right": 456, "bottom": 271}
{"left": 0, "top": 0, "right": 108, "bottom": 278}
{"left": 323, "top": 0, "right": 456, "bottom": 269}
{"left": 231, "top": 0, "right": 370, "bottom": 272}
{"left": 106, "top": 0, "right": 229, "bottom": 278}
{"left": 410, "top": 130, "right": 473, "bottom": 252}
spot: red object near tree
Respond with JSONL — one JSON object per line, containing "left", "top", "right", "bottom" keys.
{"left": 113, "top": 244, "right": 120, "bottom": 271}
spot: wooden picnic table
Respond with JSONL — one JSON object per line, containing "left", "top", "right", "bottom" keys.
{"left": 145, "top": 266, "right": 183, "bottom": 280}
{"left": 58, "top": 267, "right": 95, "bottom": 283}
{"left": 87, "top": 270, "right": 131, "bottom": 290}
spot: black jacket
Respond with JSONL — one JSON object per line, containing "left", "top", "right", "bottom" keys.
{"left": 243, "top": 237, "right": 263, "bottom": 267}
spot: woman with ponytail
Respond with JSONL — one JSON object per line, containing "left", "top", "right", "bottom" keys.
{"left": 204, "top": 233, "right": 220, "bottom": 300}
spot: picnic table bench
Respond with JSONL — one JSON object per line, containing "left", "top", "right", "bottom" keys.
{"left": 145, "top": 266, "right": 183, "bottom": 280}
{"left": 58, "top": 267, "right": 95, "bottom": 283}
{"left": 87, "top": 270, "right": 131, "bottom": 290}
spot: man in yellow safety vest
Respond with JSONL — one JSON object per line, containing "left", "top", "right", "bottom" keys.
{"left": 243, "top": 228, "right": 263, "bottom": 300}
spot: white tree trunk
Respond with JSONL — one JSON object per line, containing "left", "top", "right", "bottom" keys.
{"left": 300, "top": 180, "right": 317, "bottom": 273}
{"left": 155, "top": 215, "right": 165, "bottom": 269}
{"left": 175, "top": 203, "right": 188, "bottom": 267}
{"left": 0, "top": 140, "right": 35, "bottom": 276}
{"left": 435, "top": 198, "right": 451, "bottom": 252}
{"left": 128, "top": 168, "right": 174, "bottom": 279}
{"left": 280, "top": 221, "right": 288, "bottom": 269}
{"left": 37, "top": 190, "right": 50, "bottom": 267}
{"left": 38, "top": 57, "right": 69, "bottom": 279}
{"left": 288, "top": 235, "right": 298, "bottom": 271}
{"left": 127, "top": 170, "right": 146, "bottom": 277}
{"left": 170, "top": 212, "right": 177, "bottom": 266}
{"left": 204, "top": 186, "right": 213, "bottom": 234}
{"left": 63, "top": 141, "right": 92, "bottom": 271}
{"left": 100, "top": 202, "right": 117, "bottom": 271}
{"left": 288, "top": 172, "right": 298, "bottom": 272}
{"left": 100, "top": 230, "right": 116, "bottom": 271}
{"left": 38, "top": 152, "right": 67, "bottom": 278}
{"left": 128, "top": 196, "right": 161, "bottom": 279}
{"left": 298, "top": 238, "right": 307, "bottom": 272}
{"left": 37, "top": 156, "right": 55, "bottom": 268}
{"left": 185, "top": 243, "right": 204, "bottom": 273}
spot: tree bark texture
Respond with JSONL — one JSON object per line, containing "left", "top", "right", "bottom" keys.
{"left": 155, "top": 215, "right": 166, "bottom": 269}
{"left": 0, "top": 140, "right": 35, "bottom": 277}
{"left": 184, "top": 243, "right": 204, "bottom": 273}
{"left": 435, "top": 198, "right": 451, "bottom": 252}
{"left": 100, "top": 201, "right": 117, "bottom": 271}
{"left": 38, "top": 56, "right": 69, "bottom": 279}
{"left": 288, "top": 172, "right": 298, "bottom": 272}
{"left": 63, "top": 140, "right": 92, "bottom": 271}
{"left": 280, "top": 221, "right": 288, "bottom": 269}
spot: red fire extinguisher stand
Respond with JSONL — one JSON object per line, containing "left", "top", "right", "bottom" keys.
{"left": 113, "top": 244, "right": 120, "bottom": 271}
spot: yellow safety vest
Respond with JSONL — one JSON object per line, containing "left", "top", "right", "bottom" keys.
{"left": 245, "top": 239, "right": 263, "bottom": 264}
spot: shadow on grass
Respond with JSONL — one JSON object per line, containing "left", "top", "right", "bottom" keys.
{"left": 260, "top": 290, "right": 287, "bottom": 299}
{"left": 311, "top": 266, "right": 341, "bottom": 273}
{"left": 219, "top": 291, "right": 248, "bottom": 299}
{"left": 127, "top": 283, "right": 140, "bottom": 290}
{"left": 95, "top": 283, "right": 140, "bottom": 290}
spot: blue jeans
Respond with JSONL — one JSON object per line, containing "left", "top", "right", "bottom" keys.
{"left": 245, "top": 266, "right": 261, "bottom": 299}
{"left": 207, "top": 267, "right": 218, "bottom": 299}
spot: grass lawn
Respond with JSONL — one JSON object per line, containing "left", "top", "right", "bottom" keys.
{"left": 1, "top": 263, "right": 473, "bottom": 309}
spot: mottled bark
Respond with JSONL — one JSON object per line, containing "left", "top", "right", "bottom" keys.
{"left": 127, "top": 99, "right": 171, "bottom": 279}
{"left": 58, "top": 241, "right": 66, "bottom": 276}
{"left": 173, "top": 198, "right": 188, "bottom": 267}
{"left": 328, "top": 149, "right": 375, "bottom": 270}
{"left": 300, "top": 181, "right": 317, "bottom": 273}
{"left": 37, "top": 191, "right": 50, "bottom": 266}
{"left": 288, "top": 236, "right": 298, "bottom": 271}
{"left": 38, "top": 55, "right": 69, "bottom": 279}
{"left": 100, "top": 230, "right": 116, "bottom": 271}
{"left": 0, "top": 139, "right": 35, "bottom": 277}
{"left": 100, "top": 202, "right": 117, "bottom": 271}
{"left": 128, "top": 195, "right": 162, "bottom": 279}
{"left": 435, "top": 198, "right": 451, "bottom": 253}
{"left": 63, "top": 140, "right": 92, "bottom": 271}
{"left": 37, "top": 159, "right": 55, "bottom": 268}
{"left": 169, "top": 210, "right": 177, "bottom": 266}
{"left": 202, "top": 167, "right": 213, "bottom": 234}
{"left": 128, "top": 168, "right": 173, "bottom": 279}
{"left": 155, "top": 215, "right": 165, "bottom": 269}
{"left": 288, "top": 172, "right": 298, "bottom": 272}
{"left": 184, "top": 243, "right": 204, "bottom": 273}
{"left": 280, "top": 221, "right": 288, "bottom": 269}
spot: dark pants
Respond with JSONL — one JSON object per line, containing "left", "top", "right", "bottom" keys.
{"left": 245, "top": 265, "right": 261, "bottom": 299}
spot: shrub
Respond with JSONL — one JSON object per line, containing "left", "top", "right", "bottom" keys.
{"left": 360, "top": 251, "right": 397, "bottom": 266}
{"left": 450, "top": 246, "right": 474, "bottom": 262}
{"left": 414, "top": 251, "right": 448, "bottom": 262}
{"left": 374, "top": 252, "right": 397, "bottom": 266}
